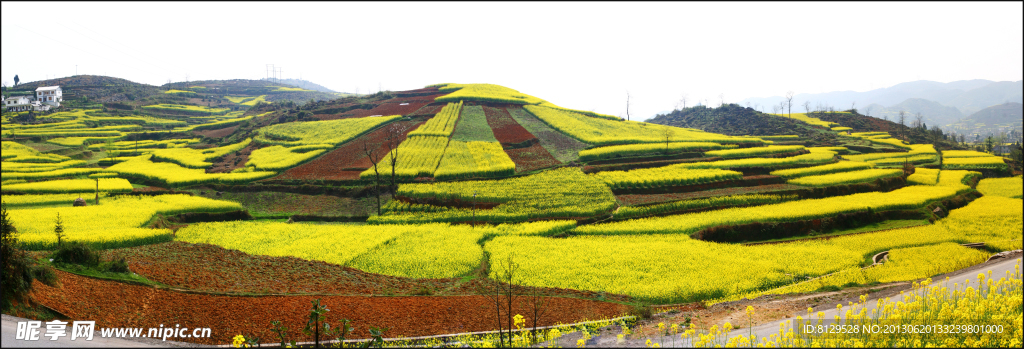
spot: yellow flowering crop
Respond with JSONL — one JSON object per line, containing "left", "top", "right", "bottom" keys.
{"left": 787, "top": 168, "right": 904, "bottom": 187}
{"left": 977, "top": 176, "right": 1023, "bottom": 199}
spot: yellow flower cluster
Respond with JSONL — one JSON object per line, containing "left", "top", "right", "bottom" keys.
{"left": 591, "top": 168, "right": 743, "bottom": 191}
{"left": 977, "top": 176, "right": 1023, "bottom": 199}
{"left": 9, "top": 194, "right": 241, "bottom": 250}
{"left": 359, "top": 135, "right": 449, "bottom": 181}
{"left": 614, "top": 194, "right": 800, "bottom": 220}
{"left": 106, "top": 156, "right": 276, "bottom": 187}
{"left": 906, "top": 167, "right": 940, "bottom": 185}
{"left": 768, "top": 112, "right": 838, "bottom": 128}
{"left": 2, "top": 178, "right": 133, "bottom": 194}
{"left": 578, "top": 142, "right": 735, "bottom": 162}
{"left": 371, "top": 168, "right": 616, "bottom": 224}
{"left": 787, "top": 168, "right": 904, "bottom": 187}
{"left": 245, "top": 144, "right": 330, "bottom": 171}
{"left": 255, "top": 115, "right": 400, "bottom": 146}
{"left": 434, "top": 141, "right": 516, "bottom": 180}
{"left": 407, "top": 101, "right": 462, "bottom": 137}
{"left": 150, "top": 138, "right": 252, "bottom": 168}
{"left": 771, "top": 161, "right": 872, "bottom": 179}
{"left": 705, "top": 145, "right": 806, "bottom": 159}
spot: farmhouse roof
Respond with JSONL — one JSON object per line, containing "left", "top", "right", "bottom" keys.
{"left": 36, "top": 86, "right": 61, "bottom": 91}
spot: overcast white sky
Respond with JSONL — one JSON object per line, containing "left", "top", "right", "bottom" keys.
{"left": 2, "top": 2, "right": 1021, "bottom": 120}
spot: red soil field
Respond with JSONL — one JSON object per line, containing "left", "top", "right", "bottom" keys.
{"left": 407, "top": 104, "right": 445, "bottom": 117}
{"left": 347, "top": 101, "right": 434, "bottom": 118}
{"left": 32, "top": 271, "right": 629, "bottom": 345}
{"left": 191, "top": 125, "right": 239, "bottom": 139}
{"left": 483, "top": 106, "right": 537, "bottom": 146}
{"left": 275, "top": 120, "right": 424, "bottom": 181}
{"left": 504, "top": 143, "right": 561, "bottom": 173}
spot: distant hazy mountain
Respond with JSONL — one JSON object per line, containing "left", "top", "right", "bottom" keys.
{"left": 738, "top": 80, "right": 1023, "bottom": 128}
{"left": 948, "top": 102, "right": 1023, "bottom": 137}
{"left": 861, "top": 98, "right": 964, "bottom": 127}
{"left": 261, "top": 78, "right": 337, "bottom": 93}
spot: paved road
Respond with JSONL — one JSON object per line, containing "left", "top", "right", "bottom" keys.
{"left": 1, "top": 314, "right": 200, "bottom": 348}
{"left": 678, "top": 256, "right": 1022, "bottom": 347}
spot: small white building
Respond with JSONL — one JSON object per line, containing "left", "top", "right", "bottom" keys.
{"left": 4, "top": 95, "right": 33, "bottom": 112}
{"left": 35, "top": 86, "right": 62, "bottom": 107}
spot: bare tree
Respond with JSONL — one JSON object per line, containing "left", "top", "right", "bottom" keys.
{"left": 676, "top": 93, "right": 689, "bottom": 110}
{"left": 745, "top": 102, "right": 752, "bottom": 109}
{"left": 914, "top": 112, "right": 924, "bottom": 129}
{"left": 803, "top": 101, "right": 812, "bottom": 114}
{"left": 897, "top": 110, "right": 907, "bottom": 140}
{"left": 662, "top": 127, "right": 676, "bottom": 155}
{"left": 779, "top": 101, "right": 788, "bottom": 117}
{"left": 624, "top": 91, "right": 632, "bottom": 121}
{"left": 784, "top": 91, "right": 795, "bottom": 118}
{"left": 383, "top": 123, "right": 407, "bottom": 196}
{"left": 772, "top": 104, "right": 780, "bottom": 115}
{"left": 362, "top": 141, "right": 384, "bottom": 215}
{"left": 718, "top": 93, "right": 725, "bottom": 107}
{"left": 489, "top": 250, "right": 521, "bottom": 347}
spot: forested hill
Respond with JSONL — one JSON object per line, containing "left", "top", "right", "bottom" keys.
{"left": 647, "top": 104, "right": 837, "bottom": 144}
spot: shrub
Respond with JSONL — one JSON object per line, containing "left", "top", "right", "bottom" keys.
{"left": 106, "top": 258, "right": 130, "bottom": 273}
{"left": 51, "top": 241, "right": 101, "bottom": 267}
{"left": 31, "top": 264, "right": 59, "bottom": 287}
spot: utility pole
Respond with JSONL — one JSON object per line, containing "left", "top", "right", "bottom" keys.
{"left": 277, "top": 67, "right": 283, "bottom": 83}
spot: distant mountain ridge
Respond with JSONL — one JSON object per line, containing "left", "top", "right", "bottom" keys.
{"left": 738, "top": 79, "right": 1023, "bottom": 130}
{"left": 949, "top": 102, "right": 1023, "bottom": 138}
{"left": 260, "top": 78, "right": 338, "bottom": 93}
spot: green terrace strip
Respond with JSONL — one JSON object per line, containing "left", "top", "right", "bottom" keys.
{"left": 787, "top": 168, "right": 904, "bottom": 187}
{"left": 370, "top": 167, "right": 616, "bottom": 224}
{"left": 590, "top": 168, "right": 743, "bottom": 191}
{"left": 45, "top": 136, "right": 121, "bottom": 147}
{"left": 433, "top": 141, "right": 516, "bottom": 180}
{"left": 88, "top": 138, "right": 200, "bottom": 150}
{"left": 578, "top": 142, "right": 735, "bottom": 162}
{"left": 614, "top": 194, "right": 801, "bottom": 220}
{"left": 106, "top": 156, "right": 276, "bottom": 187}
{"left": 255, "top": 115, "right": 400, "bottom": 146}
{"left": 573, "top": 185, "right": 963, "bottom": 236}
{"left": 225, "top": 95, "right": 268, "bottom": 106}
{"left": 674, "top": 150, "right": 837, "bottom": 170}
{"left": 976, "top": 176, "right": 1023, "bottom": 199}
{"left": 150, "top": 138, "right": 252, "bottom": 168}
{"left": 1, "top": 193, "right": 109, "bottom": 208}
{"left": 245, "top": 144, "right": 331, "bottom": 171}
{"left": 770, "top": 161, "right": 872, "bottom": 178}
{"left": 2, "top": 178, "right": 132, "bottom": 194}
{"left": 522, "top": 104, "right": 764, "bottom": 146}
{"left": 360, "top": 136, "right": 449, "bottom": 181}
{"left": 907, "top": 167, "right": 940, "bottom": 185}
{"left": 10, "top": 194, "right": 243, "bottom": 250}
{"left": 942, "top": 156, "right": 1010, "bottom": 171}
{"left": 451, "top": 105, "right": 498, "bottom": 142}
{"left": 406, "top": 102, "right": 462, "bottom": 137}
{"left": 703, "top": 145, "right": 805, "bottom": 159}
{"left": 942, "top": 150, "right": 996, "bottom": 158}
{"left": 754, "top": 135, "right": 799, "bottom": 140}
{"left": 141, "top": 104, "right": 230, "bottom": 115}
{"left": 1, "top": 168, "right": 111, "bottom": 181}
{"left": 434, "top": 83, "right": 547, "bottom": 105}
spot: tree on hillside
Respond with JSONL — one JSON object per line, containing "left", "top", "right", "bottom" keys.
{"left": 662, "top": 127, "right": 676, "bottom": 155}
{"left": 914, "top": 112, "right": 924, "bottom": 129}
{"left": 772, "top": 104, "right": 780, "bottom": 116}
{"left": 785, "top": 91, "right": 795, "bottom": 118}
{"left": 779, "top": 101, "right": 788, "bottom": 117}
{"left": 13, "top": 75, "right": 19, "bottom": 87}
{"left": 718, "top": 93, "right": 725, "bottom": 107}
{"left": 362, "top": 141, "right": 383, "bottom": 215}
{"left": 384, "top": 123, "right": 406, "bottom": 196}
{"left": 803, "top": 101, "right": 812, "bottom": 114}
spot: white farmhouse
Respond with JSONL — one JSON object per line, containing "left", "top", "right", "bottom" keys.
{"left": 4, "top": 95, "right": 34, "bottom": 112}
{"left": 35, "top": 86, "right": 62, "bottom": 107}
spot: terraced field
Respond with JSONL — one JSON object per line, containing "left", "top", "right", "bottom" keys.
{"left": 3, "top": 82, "right": 1020, "bottom": 347}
